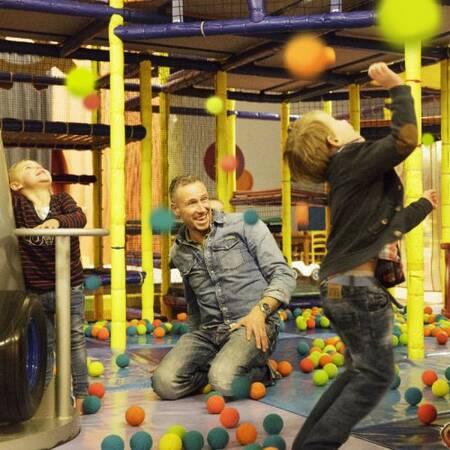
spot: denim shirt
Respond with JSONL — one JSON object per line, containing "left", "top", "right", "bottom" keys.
{"left": 170, "top": 211, "right": 296, "bottom": 331}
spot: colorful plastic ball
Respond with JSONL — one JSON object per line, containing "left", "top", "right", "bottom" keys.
{"left": 206, "top": 395, "right": 226, "bottom": 414}
{"left": 163, "top": 322, "right": 173, "bottom": 333}
{"left": 207, "top": 427, "right": 229, "bottom": 449}
{"left": 319, "top": 354, "right": 332, "bottom": 368}
{"left": 293, "top": 308, "right": 302, "bottom": 317}
{"left": 88, "top": 361, "right": 104, "bottom": 377}
{"left": 127, "top": 326, "right": 137, "bottom": 337}
{"left": 417, "top": 403, "right": 437, "bottom": 424}
{"left": 243, "top": 445, "right": 262, "bottom": 450}
{"left": 130, "top": 431, "right": 153, "bottom": 450}
{"left": 167, "top": 425, "right": 187, "bottom": 439}
{"left": 405, "top": 387, "right": 423, "bottom": 406}
{"left": 236, "top": 423, "right": 257, "bottom": 445}
{"left": 436, "top": 332, "right": 448, "bottom": 345}
{"left": 97, "top": 327, "right": 110, "bottom": 341}
{"left": 66, "top": 67, "right": 96, "bottom": 98}
{"left": 250, "top": 382, "right": 266, "bottom": 400}
{"left": 88, "top": 382, "right": 105, "bottom": 398}
{"left": 445, "top": 367, "right": 450, "bottom": 381}
{"left": 422, "top": 133, "right": 435, "bottom": 146}
{"left": 152, "top": 319, "right": 162, "bottom": 328}
{"left": 183, "top": 431, "right": 204, "bottom": 450}
{"left": 295, "top": 317, "right": 307, "bottom": 331}
{"left": 202, "top": 383, "right": 213, "bottom": 394}
{"left": 323, "top": 345, "right": 336, "bottom": 354}
{"left": 82, "top": 395, "right": 101, "bottom": 414}
{"left": 151, "top": 208, "right": 175, "bottom": 233}
{"left": 262, "top": 435, "right": 286, "bottom": 450}
{"left": 431, "top": 379, "right": 449, "bottom": 397}
{"left": 319, "top": 317, "right": 330, "bottom": 328}
{"left": 178, "top": 324, "right": 189, "bottom": 335}
{"left": 205, "top": 96, "right": 225, "bottom": 115}
{"left": 312, "top": 338, "right": 325, "bottom": 349}
{"left": 244, "top": 210, "right": 259, "bottom": 225}
{"left": 277, "top": 361, "right": 293, "bottom": 377}
{"left": 297, "top": 341, "right": 310, "bottom": 355}
{"left": 422, "top": 369, "right": 438, "bottom": 386}
{"left": 154, "top": 327, "right": 166, "bottom": 338}
{"left": 116, "top": 353, "right": 130, "bottom": 368}
{"left": 84, "top": 275, "right": 102, "bottom": 290}
{"left": 206, "top": 390, "right": 221, "bottom": 399}
{"left": 391, "top": 335, "right": 399, "bottom": 346}
{"left": 126, "top": 405, "right": 145, "bottom": 426}
{"left": 323, "top": 362, "right": 338, "bottom": 379}
{"left": 399, "top": 333, "right": 408, "bottom": 345}
{"left": 170, "top": 323, "right": 180, "bottom": 335}
{"left": 101, "top": 434, "right": 125, "bottom": 450}
{"left": 83, "top": 93, "right": 100, "bottom": 110}
{"left": 84, "top": 325, "right": 93, "bottom": 337}
{"left": 390, "top": 374, "right": 401, "bottom": 390}
{"left": 263, "top": 414, "right": 284, "bottom": 435}
{"left": 176, "top": 312, "right": 187, "bottom": 321}
{"left": 220, "top": 155, "right": 237, "bottom": 172}
{"left": 220, "top": 407, "right": 240, "bottom": 428}
{"left": 231, "top": 376, "right": 251, "bottom": 399}
{"left": 159, "top": 433, "right": 182, "bottom": 450}
{"left": 312, "top": 369, "right": 329, "bottom": 387}
{"left": 299, "top": 358, "right": 315, "bottom": 373}
{"left": 137, "top": 324, "right": 147, "bottom": 336}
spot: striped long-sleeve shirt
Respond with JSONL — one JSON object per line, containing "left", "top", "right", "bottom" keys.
{"left": 12, "top": 191, "right": 86, "bottom": 292}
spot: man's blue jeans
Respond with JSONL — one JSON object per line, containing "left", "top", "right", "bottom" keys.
{"left": 152, "top": 317, "right": 280, "bottom": 399}
{"left": 35, "top": 284, "right": 88, "bottom": 399}
{"left": 293, "top": 280, "right": 395, "bottom": 449}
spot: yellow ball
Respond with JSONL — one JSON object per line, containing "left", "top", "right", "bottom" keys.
{"left": 65, "top": 67, "right": 96, "bottom": 97}
{"left": 431, "top": 379, "right": 449, "bottom": 397}
{"left": 202, "top": 383, "right": 212, "bottom": 394}
{"left": 88, "top": 361, "right": 104, "bottom": 377}
{"left": 205, "top": 96, "right": 225, "bottom": 115}
{"left": 159, "top": 433, "right": 182, "bottom": 450}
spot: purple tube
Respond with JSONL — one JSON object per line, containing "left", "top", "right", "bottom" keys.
{"left": 115, "top": 10, "right": 375, "bottom": 40}
{"left": 247, "top": 0, "right": 265, "bottom": 22}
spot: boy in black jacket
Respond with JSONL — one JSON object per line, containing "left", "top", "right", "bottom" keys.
{"left": 284, "top": 63, "right": 437, "bottom": 449}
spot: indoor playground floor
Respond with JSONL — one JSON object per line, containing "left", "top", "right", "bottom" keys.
{"left": 59, "top": 323, "right": 450, "bottom": 450}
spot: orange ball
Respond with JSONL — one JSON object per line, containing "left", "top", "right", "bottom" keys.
{"left": 324, "top": 46, "right": 336, "bottom": 66}
{"left": 91, "top": 325, "right": 101, "bottom": 338}
{"left": 424, "top": 306, "right": 433, "bottom": 314}
{"left": 422, "top": 369, "right": 438, "bottom": 386}
{"left": 319, "top": 354, "right": 332, "bottom": 368}
{"left": 125, "top": 405, "right": 145, "bottom": 426}
{"left": 219, "top": 407, "right": 240, "bottom": 428}
{"left": 431, "top": 327, "right": 442, "bottom": 337}
{"left": 88, "top": 382, "right": 105, "bottom": 398}
{"left": 299, "top": 358, "right": 314, "bottom": 373}
{"left": 424, "top": 328, "right": 431, "bottom": 337}
{"left": 277, "top": 361, "right": 293, "bottom": 377}
{"left": 436, "top": 332, "right": 448, "bottom": 345}
{"left": 309, "top": 347, "right": 322, "bottom": 354}
{"left": 236, "top": 423, "right": 257, "bottom": 445}
{"left": 336, "top": 342, "right": 346, "bottom": 354}
{"left": 417, "top": 403, "right": 437, "bottom": 424}
{"left": 268, "top": 359, "right": 278, "bottom": 371}
{"left": 177, "top": 312, "right": 187, "bottom": 321}
{"left": 283, "top": 34, "right": 333, "bottom": 79}
{"left": 97, "top": 327, "right": 110, "bottom": 341}
{"left": 249, "top": 382, "right": 266, "bottom": 400}
{"left": 154, "top": 326, "right": 166, "bottom": 338}
{"left": 206, "top": 395, "right": 226, "bottom": 414}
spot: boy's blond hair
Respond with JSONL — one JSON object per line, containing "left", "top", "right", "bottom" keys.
{"left": 8, "top": 159, "right": 33, "bottom": 183}
{"left": 284, "top": 111, "right": 335, "bottom": 184}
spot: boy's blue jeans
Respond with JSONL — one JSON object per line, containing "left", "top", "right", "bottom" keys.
{"left": 293, "top": 279, "right": 395, "bottom": 450}
{"left": 35, "top": 284, "right": 88, "bottom": 399}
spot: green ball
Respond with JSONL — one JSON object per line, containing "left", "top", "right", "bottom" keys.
{"left": 422, "top": 133, "right": 435, "bottom": 146}
{"left": 319, "top": 317, "right": 330, "bottom": 328}
{"left": 323, "top": 345, "right": 336, "bottom": 354}
{"left": 171, "top": 323, "right": 180, "bottom": 335}
{"left": 295, "top": 317, "right": 307, "bottom": 331}
{"left": 404, "top": 387, "right": 422, "bottom": 406}
{"left": 167, "top": 425, "right": 187, "bottom": 439}
{"left": 323, "top": 362, "right": 338, "bottom": 379}
{"left": 377, "top": 0, "right": 441, "bottom": 45}
{"left": 178, "top": 323, "right": 189, "bottom": 335}
{"left": 207, "top": 427, "right": 229, "bottom": 449}
{"left": 102, "top": 434, "right": 125, "bottom": 450}
{"left": 151, "top": 208, "right": 175, "bottom": 233}
{"left": 312, "top": 369, "right": 329, "bottom": 386}
{"left": 244, "top": 210, "right": 259, "bottom": 225}
{"left": 243, "top": 445, "right": 262, "bottom": 450}
{"left": 445, "top": 367, "right": 450, "bottom": 381}
{"left": 159, "top": 434, "right": 182, "bottom": 450}
{"left": 116, "top": 353, "right": 130, "bottom": 368}
{"left": 66, "top": 67, "right": 96, "bottom": 98}
{"left": 137, "top": 324, "right": 147, "bottom": 335}
{"left": 82, "top": 395, "right": 101, "bottom": 414}
{"left": 206, "top": 390, "right": 221, "bottom": 399}
{"left": 85, "top": 275, "right": 102, "bottom": 290}
{"left": 296, "top": 341, "right": 310, "bottom": 355}
{"left": 390, "top": 374, "right": 401, "bottom": 390}
{"left": 231, "top": 376, "right": 251, "bottom": 399}
{"left": 431, "top": 379, "right": 449, "bottom": 397}
{"left": 262, "top": 435, "right": 286, "bottom": 450}
{"left": 263, "top": 413, "right": 284, "bottom": 435}
{"left": 130, "top": 431, "right": 153, "bottom": 450}
{"left": 163, "top": 322, "right": 173, "bottom": 333}
{"left": 183, "top": 431, "right": 204, "bottom": 450}
{"left": 399, "top": 333, "right": 408, "bottom": 345}
{"left": 331, "top": 353, "right": 344, "bottom": 367}
{"left": 205, "top": 96, "right": 225, "bottom": 115}
{"left": 391, "top": 335, "right": 399, "bottom": 346}
{"left": 312, "top": 338, "right": 325, "bottom": 349}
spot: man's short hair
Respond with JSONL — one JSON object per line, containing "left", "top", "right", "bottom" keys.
{"left": 169, "top": 175, "right": 203, "bottom": 203}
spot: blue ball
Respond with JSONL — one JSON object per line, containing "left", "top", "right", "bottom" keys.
{"left": 297, "top": 341, "right": 310, "bottom": 355}
{"left": 183, "top": 431, "right": 204, "bottom": 450}
{"left": 116, "top": 353, "right": 130, "bottom": 368}
{"left": 279, "top": 320, "right": 286, "bottom": 332}
{"left": 102, "top": 434, "right": 125, "bottom": 450}
{"left": 146, "top": 323, "right": 154, "bottom": 334}
{"left": 130, "top": 431, "right": 153, "bottom": 450}
{"left": 404, "top": 387, "right": 422, "bottom": 406}
{"left": 393, "top": 325, "right": 402, "bottom": 337}
{"left": 171, "top": 323, "right": 180, "bottom": 335}
{"left": 293, "top": 308, "right": 302, "bottom": 317}
{"left": 82, "top": 395, "right": 101, "bottom": 414}
{"left": 243, "top": 210, "right": 259, "bottom": 225}
{"left": 243, "top": 445, "right": 262, "bottom": 450}
{"left": 445, "top": 367, "right": 450, "bottom": 382}
{"left": 231, "top": 376, "right": 251, "bottom": 399}
{"left": 127, "top": 326, "right": 137, "bottom": 336}
{"left": 84, "top": 325, "right": 93, "bottom": 337}
{"left": 207, "top": 428, "right": 229, "bottom": 450}
{"left": 178, "top": 323, "right": 189, "bottom": 335}
{"left": 263, "top": 435, "right": 286, "bottom": 450}
{"left": 263, "top": 413, "right": 284, "bottom": 434}
{"left": 151, "top": 208, "right": 175, "bottom": 233}
{"left": 84, "top": 275, "right": 102, "bottom": 290}
{"left": 390, "top": 374, "right": 401, "bottom": 390}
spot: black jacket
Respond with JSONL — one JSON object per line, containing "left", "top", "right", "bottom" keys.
{"left": 320, "top": 85, "right": 433, "bottom": 280}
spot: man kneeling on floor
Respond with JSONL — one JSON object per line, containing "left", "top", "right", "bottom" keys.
{"left": 152, "top": 175, "right": 296, "bottom": 399}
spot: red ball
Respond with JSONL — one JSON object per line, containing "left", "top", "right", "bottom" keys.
{"left": 88, "top": 382, "right": 105, "bottom": 399}
{"left": 306, "top": 318, "right": 316, "bottom": 329}
{"left": 220, "top": 407, "right": 240, "bottom": 428}
{"left": 417, "top": 403, "right": 437, "bottom": 424}
{"left": 97, "top": 327, "right": 109, "bottom": 341}
{"left": 422, "top": 370, "right": 438, "bottom": 386}
{"left": 299, "top": 358, "right": 315, "bottom": 373}
{"left": 206, "top": 395, "right": 226, "bottom": 414}
{"left": 220, "top": 155, "right": 237, "bottom": 172}
{"left": 152, "top": 319, "right": 162, "bottom": 328}
{"left": 83, "top": 93, "right": 100, "bottom": 110}
{"left": 436, "top": 332, "right": 448, "bottom": 345}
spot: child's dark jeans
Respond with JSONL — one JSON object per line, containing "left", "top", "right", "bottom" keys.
{"left": 293, "top": 276, "right": 395, "bottom": 449}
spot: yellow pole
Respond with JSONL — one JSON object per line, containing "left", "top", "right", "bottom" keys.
{"left": 405, "top": 41, "right": 424, "bottom": 360}
{"left": 349, "top": 84, "right": 360, "bottom": 133}
{"left": 441, "top": 59, "right": 450, "bottom": 301}
{"left": 216, "top": 71, "right": 228, "bottom": 206}
{"left": 139, "top": 60, "right": 155, "bottom": 322}
{"left": 109, "top": 0, "right": 126, "bottom": 351}
{"left": 281, "top": 102, "right": 292, "bottom": 265}
{"left": 159, "top": 65, "right": 172, "bottom": 319}
{"left": 226, "top": 97, "right": 236, "bottom": 212}
{"left": 323, "top": 100, "right": 332, "bottom": 234}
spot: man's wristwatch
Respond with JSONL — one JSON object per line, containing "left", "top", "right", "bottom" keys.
{"left": 258, "top": 301, "right": 272, "bottom": 318}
